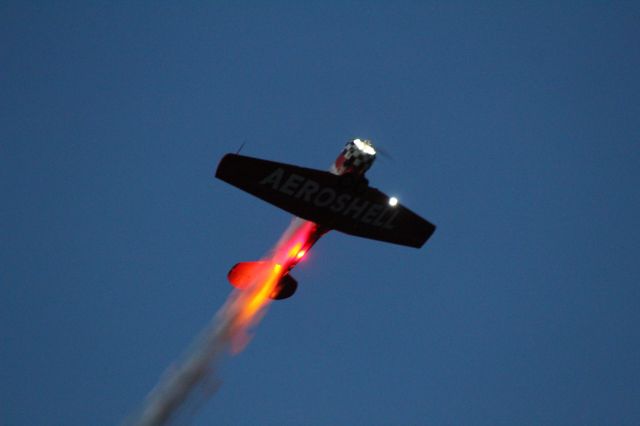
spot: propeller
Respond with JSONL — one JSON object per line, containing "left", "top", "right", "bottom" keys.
{"left": 374, "top": 144, "right": 394, "bottom": 161}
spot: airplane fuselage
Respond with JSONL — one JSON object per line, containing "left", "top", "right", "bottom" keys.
{"left": 269, "top": 139, "right": 377, "bottom": 276}
{"left": 226, "top": 139, "right": 378, "bottom": 299}
{"left": 218, "top": 138, "right": 434, "bottom": 300}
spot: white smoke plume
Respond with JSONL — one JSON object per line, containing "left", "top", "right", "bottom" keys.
{"left": 125, "top": 220, "right": 307, "bottom": 426}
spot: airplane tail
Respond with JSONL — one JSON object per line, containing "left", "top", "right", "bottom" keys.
{"left": 227, "top": 262, "right": 298, "bottom": 300}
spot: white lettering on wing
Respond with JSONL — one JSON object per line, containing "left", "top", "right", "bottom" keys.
{"left": 361, "top": 204, "right": 383, "bottom": 224}
{"left": 259, "top": 168, "right": 284, "bottom": 190}
{"left": 383, "top": 209, "right": 400, "bottom": 229}
{"left": 314, "top": 188, "right": 336, "bottom": 207}
{"left": 343, "top": 198, "right": 370, "bottom": 220}
{"left": 279, "top": 173, "right": 305, "bottom": 196}
{"left": 330, "top": 194, "right": 351, "bottom": 212}
{"left": 259, "top": 168, "right": 398, "bottom": 229}
{"left": 295, "top": 180, "right": 320, "bottom": 201}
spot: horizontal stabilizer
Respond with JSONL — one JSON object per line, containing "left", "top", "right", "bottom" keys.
{"left": 227, "top": 261, "right": 267, "bottom": 289}
{"left": 227, "top": 261, "right": 297, "bottom": 300}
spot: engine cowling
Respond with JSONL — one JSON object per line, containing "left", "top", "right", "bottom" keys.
{"left": 331, "top": 138, "right": 377, "bottom": 176}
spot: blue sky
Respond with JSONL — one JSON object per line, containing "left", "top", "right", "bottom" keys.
{"left": 2, "top": 2, "right": 639, "bottom": 425}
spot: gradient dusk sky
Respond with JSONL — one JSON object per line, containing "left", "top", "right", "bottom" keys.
{"left": 3, "top": 2, "right": 640, "bottom": 425}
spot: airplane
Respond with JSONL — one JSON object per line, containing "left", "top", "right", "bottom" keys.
{"left": 215, "top": 138, "right": 436, "bottom": 300}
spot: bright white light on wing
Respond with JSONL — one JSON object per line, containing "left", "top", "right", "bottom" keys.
{"left": 389, "top": 196, "right": 399, "bottom": 207}
{"left": 353, "top": 138, "right": 376, "bottom": 155}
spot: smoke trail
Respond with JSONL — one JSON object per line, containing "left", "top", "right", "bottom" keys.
{"left": 125, "top": 268, "right": 278, "bottom": 426}
{"left": 126, "top": 220, "right": 311, "bottom": 426}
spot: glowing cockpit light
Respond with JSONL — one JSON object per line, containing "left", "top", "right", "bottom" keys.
{"left": 353, "top": 138, "right": 376, "bottom": 156}
{"left": 388, "top": 196, "right": 399, "bottom": 207}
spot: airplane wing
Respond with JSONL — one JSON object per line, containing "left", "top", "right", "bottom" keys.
{"left": 215, "top": 154, "right": 436, "bottom": 248}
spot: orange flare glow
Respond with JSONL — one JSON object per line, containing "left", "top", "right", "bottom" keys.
{"left": 229, "top": 219, "right": 319, "bottom": 353}
{"left": 238, "top": 263, "right": 282, "bottom": 323}
{"left": 288, "top": 243, "right": 302, "bottom": 258}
